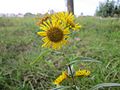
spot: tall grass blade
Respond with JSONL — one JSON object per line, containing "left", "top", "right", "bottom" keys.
{"left": 51, "top": 86, "right": 71, "bottom": 90}
{"left": 68, "top": 57, "right": 101, "bottom": 65}
{"left": 30, "top": 50, "right": 49, "bottom": 65}
{"left": 90, "top": 83, "right": 120, "bottom": 90}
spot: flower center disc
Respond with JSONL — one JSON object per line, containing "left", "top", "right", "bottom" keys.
{"left": 47, "top": 28, "right": 63, "bottom": 42}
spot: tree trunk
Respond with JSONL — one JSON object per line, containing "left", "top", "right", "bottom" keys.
{"left": 67, "top": 0, "right": 74, "bottom": 14}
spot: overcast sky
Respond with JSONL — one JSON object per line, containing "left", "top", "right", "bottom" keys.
{"left": 0, "top": 0, "right": 105, "bottom": 16}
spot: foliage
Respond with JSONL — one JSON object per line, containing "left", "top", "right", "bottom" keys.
{"left": 96, "top": 0, "right": 120, "bottom": 17}
{"left": 24, "top": 12, "right": 35, "bottom": 17}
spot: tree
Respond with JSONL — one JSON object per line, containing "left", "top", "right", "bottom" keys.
{"left": 24, "top": 12, "right": 35, "bottom": 17}
{"left": 67, "top": 0, "right": 74, "bottom": 14}
{"left": 96, "top": 0, "right": 120, "bottom": 17}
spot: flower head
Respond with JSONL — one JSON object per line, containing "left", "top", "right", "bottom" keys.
{"left": 51, "top": 12, "right": 81, "bottom": 30}
{"left": 53, "top": 71, "right": 68, "bottom": 85}
{"left": 37, "top": 19, "right": 70, "bottom": 50}
{"left": 75, "top": 70, "right": 91, "bottom": 77}
{"left": 53, "top": 69, "right": 90, "bottom": 85}
{"left": 36, "top": 15, "right": 50, "bottom": 26}
{"left": 37, "top": 11, "right": 81, "bottom": 50}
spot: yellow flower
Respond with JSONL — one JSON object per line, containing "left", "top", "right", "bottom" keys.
{"left": 75, "top": 70, "right": 91, "bottom": 77}
{"left": 37, "top": 19, "right": 70, "bottom": 50}
{"left": 36, "top": 15, "right": 50, "bottom": 26}
{"left": 51, "top": 12, "right": 81, "bottom": 30}
{"left": 53, "top": 70, "right": 90, "bottom": 85}
{"left": 51, "top": 12, "right": 73, "bottom": 23}
{"left": 69, "top": 22, "right": 82, "bottom": 30}
{"left": 53, "top": 71, "right": 68, "bottom": 85}
{"left": 51, "top": 12, "right": 63, "bottom": 20}
{"left": 63, "top": 12, "right": 81, "bottom": 30}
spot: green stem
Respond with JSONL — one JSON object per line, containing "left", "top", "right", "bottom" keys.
{"left": 68, "top": 65, "right": 76, "bottom": 89}
{"left": 30, "top": 49, "right": 50, "bottom": 65}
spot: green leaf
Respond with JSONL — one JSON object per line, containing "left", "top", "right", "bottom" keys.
{"left": 30, "top": 50, "right": 49, "bottom": 65}
{"left": 51, "top": 86, "right": 71, "bottom": 90}
{"left": 67, "top": 57, "right": 101, "bottom": 65}
{"left": 90, "top": 83, "right": 120, "bottom": 90}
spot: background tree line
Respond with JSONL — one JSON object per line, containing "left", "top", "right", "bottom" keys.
{"left": 96, "top": 0, "right": 120, "bottom": 17}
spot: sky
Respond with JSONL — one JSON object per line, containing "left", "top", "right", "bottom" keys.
{"left": 0, "top": 0, "right": 105, "bottom": 16}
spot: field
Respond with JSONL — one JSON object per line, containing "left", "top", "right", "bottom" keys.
{"left": 0, "top": 16, "right": 120, "bottom": 90}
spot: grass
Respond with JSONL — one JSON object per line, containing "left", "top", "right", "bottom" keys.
{"left": 0, "top": 16, "right": 120, "bottom": 90}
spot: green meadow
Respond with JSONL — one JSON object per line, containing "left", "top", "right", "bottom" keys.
{"left": 0, "top": 17, "right": 120, "bottom": 90}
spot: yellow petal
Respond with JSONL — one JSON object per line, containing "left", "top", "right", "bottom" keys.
{"left": 64, "top": 35, "right": 69, "bottom": 39}
{"left": 73, "top": 24, "right": 81, "bottom": 30}
{"left": 56, "top": 20, "right": 61, "bottom": 26}
{"left": 40, "top": 26, "right": 48, "bottom": 31}
{"left": 42, "top": 41, "right": 50, "bottom": 47}
{"left": 53, "top": 71, "right": 68, "bottom": 85}
{"left": 47, "top": 20, "right": 51, "bottom": 26}
{"left": 65, "top": 12, "right": 69, "bottom": 17}
{"left": 46, "top": 41, "right": 51, "bottom": 48}
{"left": 43, "top": 21, "right": 50, "bottom": 28}
{"left": 52, "top": 20, "right": 56, "bottom": 27}
{"left": 75, "top": 70, "right": 90, "bottom": 77}
{"left": 40, "top": 24, "right": 48, "bottom": 31}
{"left": 69, "top": 12, "right": 72, "bottom": 16}
{"left": 63, "top": 28, "right": 70, "bottom": 34}
{"left": 42, "top": 37, "right": 49, "bottom": 42}
{"left": 52, "top": 43, "right": 58, "bottom": 50}
{"left": 61, "top": 40, "right": 67, "bottom": 45}
{"left": 52, "top": 43, "right": 61, "bottom": 50}
{"left": 37, "top": 32, "right": 47, "bottom": 36}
